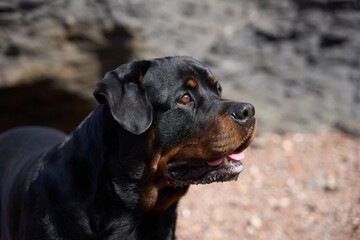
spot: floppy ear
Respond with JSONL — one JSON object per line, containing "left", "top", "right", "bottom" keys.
{"left": 93, "top": 60, "right": 153, "bottom": 135}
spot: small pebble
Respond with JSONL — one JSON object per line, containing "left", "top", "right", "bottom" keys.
{"left": 324, "top": 173, "right": 338, "bottom": 191}
{"left": 282, "top": 140, "right": 293, "bottom": 155}
{"left": 248, "top": 215, "right": 263, "bottom": 229}
{"left": 181, "top": 208, "right": 191, "bottom": 218}
{"left": 279, "top": 197, "right": 290, "bottom": 208}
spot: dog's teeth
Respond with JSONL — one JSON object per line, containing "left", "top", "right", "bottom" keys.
{"left": 224, "top": 157, "right": 229, "bottom": 164}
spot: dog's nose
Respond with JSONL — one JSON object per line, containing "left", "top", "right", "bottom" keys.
{"left": 231, "top": 103, "right": 255, "bottom": 121}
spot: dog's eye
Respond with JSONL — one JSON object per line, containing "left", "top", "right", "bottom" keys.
{"left": 179, "top": 94, "right": 192, "bottom": 105}
{"left": 217, "top": 85, "right": 222, "bottom": 96}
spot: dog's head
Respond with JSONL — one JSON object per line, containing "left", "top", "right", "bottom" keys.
{"left": 94, "top": 56, "right": 256, "bottom": 186}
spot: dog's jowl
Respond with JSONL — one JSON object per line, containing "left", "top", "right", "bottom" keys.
{"left": 0, "top": 56, "right": 256, "bottom": 240}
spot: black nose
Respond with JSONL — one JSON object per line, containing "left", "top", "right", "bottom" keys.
{"left": 231, "top": 103, "right": 255, "bottom": 121}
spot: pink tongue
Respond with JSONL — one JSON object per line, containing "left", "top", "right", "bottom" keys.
{"left": 206, "top": 151, "right": 245, "bottom": 166}
{"left": 206, "top": 157, "right": 225, "bottom": 166}
{"left": 228, "top": 151, "right": 245, "bottom": 161}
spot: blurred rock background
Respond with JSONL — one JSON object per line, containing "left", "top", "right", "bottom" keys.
{"left": 0, "top": 0, "right": 359, "bottom": 239}
{"left": 0, "top": 0, "right": 359, "bottom": 136}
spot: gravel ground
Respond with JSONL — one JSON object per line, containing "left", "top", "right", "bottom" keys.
{"left": 176, "top": 131, "right": 360, "bottom": 240}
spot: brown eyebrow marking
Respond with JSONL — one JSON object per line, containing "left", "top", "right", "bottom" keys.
{"left": 210, "top": 77, "right": 217, "bottom": 85}
{"left": 186, "top": 78, "right": 197, "bottom": 88}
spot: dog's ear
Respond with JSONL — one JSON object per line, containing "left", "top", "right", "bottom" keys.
{"left": 93, "top": 60, "right": 152, "bottom": 135}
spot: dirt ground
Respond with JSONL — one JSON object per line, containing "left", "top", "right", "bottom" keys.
{"left": 176, "top": 131, "right": 360, "bottom": 240}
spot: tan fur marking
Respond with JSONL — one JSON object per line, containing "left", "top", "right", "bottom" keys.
{"left": 186, "top": 78, "right": 197, "bottom": 88}
{"left": 151, "top": 186, "right": 189, "bottom": 212}
{"left": 211, "top": 76, "right": 217, "bottom": 85}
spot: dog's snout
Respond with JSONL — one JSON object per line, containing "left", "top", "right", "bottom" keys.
{"left": 231, "top": 103, "right": 255, "bottom": 121}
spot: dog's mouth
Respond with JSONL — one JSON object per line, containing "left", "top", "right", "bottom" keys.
{"left": 166, "top": 134, "right": 253, "bottom": 185}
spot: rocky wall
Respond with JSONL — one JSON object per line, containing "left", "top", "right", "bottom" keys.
{"left": 0, "top": 0, "right": 359, "bottom": 136}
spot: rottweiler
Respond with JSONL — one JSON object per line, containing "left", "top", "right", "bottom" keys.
{"left": 0, "top": 56, "right": 256, "bottom": 240}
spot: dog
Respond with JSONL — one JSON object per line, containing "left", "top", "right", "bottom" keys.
{"left": 0, "top": 56, "right": 256, "bottom": 240}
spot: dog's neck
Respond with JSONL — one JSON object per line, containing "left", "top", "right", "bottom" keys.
{"left": 52, "top": 105, "right": 142, "bottom": 203}
{"left": 40, "top": 105, "right": 185, "bottom": 238}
